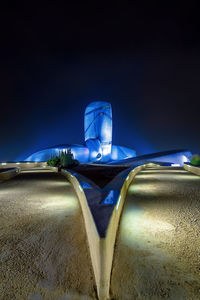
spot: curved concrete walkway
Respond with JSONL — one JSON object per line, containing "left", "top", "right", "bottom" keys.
{"left": 0, "top": 170, "right": 96, "bottom": 300}
{"left": 111, "top": 167, "right": 200, "bottom": 300}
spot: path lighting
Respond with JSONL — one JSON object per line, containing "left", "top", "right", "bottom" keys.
{"left": 116, "top": 195, "right": 121, "bottom": 211}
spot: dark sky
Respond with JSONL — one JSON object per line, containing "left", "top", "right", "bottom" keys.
{"left": 1, "top": 2, "right": 200, "bottom": 161}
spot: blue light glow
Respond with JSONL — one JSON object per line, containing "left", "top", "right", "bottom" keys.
{"left": 80, "top": 181, "right": 92, "bottom": 189}
{"left": 25, "top": 101, "right": 136, "bottom": 163}
{"left": 25, "top": 101, "right": 191, "bottom": 165}
{"left": 101, "top": 190, "right": 120, "bottom": 205}
{"left": 84, "top": 102, "right": 112, "bottom": 162}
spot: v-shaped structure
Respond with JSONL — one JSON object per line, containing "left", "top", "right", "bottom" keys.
{"left": 61, "top": 161, "right": 160, "bottom": 300}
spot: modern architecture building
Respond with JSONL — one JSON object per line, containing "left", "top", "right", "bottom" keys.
{"left": 26, "top": 101, "right": 191, "bottom": 165}
{"left": 26, "top": 101, "right": 136, "bottom": 163}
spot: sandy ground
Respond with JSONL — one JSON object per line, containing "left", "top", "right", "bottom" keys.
{"left": 0, "top": 170, "right": 97, "bottom": 300}
{"left": 111, "top": 167, "right": 200, "bottom": 300}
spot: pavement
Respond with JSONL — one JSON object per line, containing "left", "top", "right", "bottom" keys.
{"left": 111, "top": 167, "right": 200, "bottom": 300}
{"left": 1, "top": 167, "right": 200, "bottom": 300}
{"left": 0, "top": 170, "right": 96, "bottom": 300}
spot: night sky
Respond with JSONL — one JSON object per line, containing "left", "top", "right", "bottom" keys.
{"left": 1, "top": 3, "right": 200, "bottom": 161}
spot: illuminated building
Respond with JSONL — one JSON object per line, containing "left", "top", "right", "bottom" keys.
{"left": 25, "top": 101, "right": 136, "bottom": 163}
{"left": 26, "top": 101, "right": 191, "bottom": 165}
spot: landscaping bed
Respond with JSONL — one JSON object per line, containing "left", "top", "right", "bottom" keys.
{"left": 73, "top": 164, "right": 128, "bottom": 188}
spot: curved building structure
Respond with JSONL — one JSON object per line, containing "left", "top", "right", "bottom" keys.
{"left": 25, "top": 144, "right": 90, "bottom": 163}
{"left": 84, "top": 102, "right": 112, "bottom": 162}
{"left": 25, "top": 101, "right": 192, "bottom": 165}
{"left": 26, "top": 101, "right": 136, "bottom": 163}
{"left": 108, "top": 149, "right": 192, "bottom": 166}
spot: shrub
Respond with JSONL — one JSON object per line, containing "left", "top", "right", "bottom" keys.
{"left": 190, "top": 154, "right": 200, "bottom": 166}
{"left": 47, "top": 155, "right": 60, "bottom": 167}
{"left": 47, "top": 149, "right": 79, "bottom": 168}
{"left": 60, "top": 149, "right": 79, "bottom": 168}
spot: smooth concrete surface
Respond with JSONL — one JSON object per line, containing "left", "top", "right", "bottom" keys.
{"left": 0, "top": 167, "right": 20, "bottom": 180}
{"left": 184, "top": 163, "right": 200, "bottom": 176}
{"left": 61, "top": 163, "right": 158, "bottom": 300}
{"left": 111, "top": 167, "right": 200, "bottom": 299}
{"left": 0, "top": 162, "right": 47, "bottom": 170}
{"left": 0, "top": 170, "right": 96, "bottom": 300}
{"left": 21, "top": 166, "right": 59, "bottom": 174}
{"left": 61, "top": 169, "right": 103, "bottom": 298}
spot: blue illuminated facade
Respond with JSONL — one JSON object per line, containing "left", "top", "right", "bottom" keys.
{"left": 85, "top": 102, "right": 112, "bottom": 162}
{"left": 26, "top": 101, "right": 136, "bottom": 163}
{"left": 25, "top": 101, "right": 191, "bottom": 165}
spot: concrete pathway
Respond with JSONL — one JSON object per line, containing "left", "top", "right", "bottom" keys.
{"left": 111, "top": 167, "right": 200, "bottom": 300}
{"left": 0, "top": 170, "right": 96, "bottom": 300}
